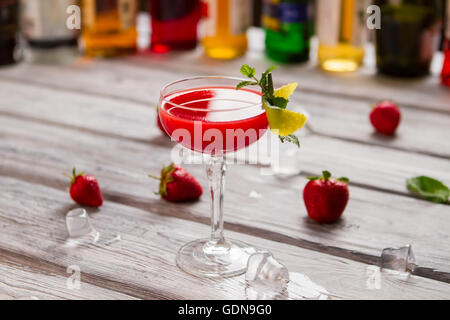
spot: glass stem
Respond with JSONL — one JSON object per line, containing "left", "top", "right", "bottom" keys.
{"left": 205, "top": 155, "right": 227, "bottom": 249}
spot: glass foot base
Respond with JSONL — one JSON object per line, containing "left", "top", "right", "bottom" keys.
{"left": 176, "top": 238, "right": 255, "bottom": 279}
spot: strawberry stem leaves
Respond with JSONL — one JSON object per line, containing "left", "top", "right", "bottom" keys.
{"left": 322, "top": 171, "right": 332, "bottom": 181}
{"left": 307, "top": 171, "right": 350, "bottom": 184}
{"left": 149, "top": 163, "right": 176, "bottom": 197}
{"left": 67, "top": 167, "right": 85, "bottom": 187}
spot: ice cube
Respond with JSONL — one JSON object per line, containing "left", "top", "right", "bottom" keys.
{"left": 245, "top": 251, "right": 289, "bottom": 291}
{"left": 288, "top": 273, "right": 329, "bottom": 300}
{"left": 271, "top": 141, "right": 302, "bottom": 176}
{"left": 270, "top": 108, "right": 311, "bottom": 177}
{"left": 381, "top": 245, "right": 416, "bottom": 272}
{"left": 66, "top": 208, "right": 97, "bottom": 238}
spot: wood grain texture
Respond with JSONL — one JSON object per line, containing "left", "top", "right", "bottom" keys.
{"left": 0, "top": 176, "right": 449, "bottom": 300}
{"left": 0, "top": 259, "right": 136, "bottom": 300}
{"left": 0, "top": 59, "right": 449, "bottom": 159}
{"left": 0, "top": 31, "right": 449, "bottom": 299}
{"left": 0, "top": 115, "right": 449, "bottom": 278}
{"left": 0, "top": 80, "right": 449, "bottom": 193}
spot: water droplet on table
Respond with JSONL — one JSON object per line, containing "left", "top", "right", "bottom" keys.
{"left": 248, "top": 190, "right": 262, "bottom": 199}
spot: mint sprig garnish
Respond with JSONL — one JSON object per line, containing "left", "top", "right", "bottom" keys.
{"left": 237, "top": 64, "right": 288, "bottom": 110}
{"left": 407, "top": 176, "right": 449, "bottom": 204}
{"left": 238, "top": 64, "right": 302, "bottom": 147}
{"left": 279, "top": 134, "right": 300, "bottom": 147}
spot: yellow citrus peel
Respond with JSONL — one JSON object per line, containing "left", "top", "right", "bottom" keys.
{"left": 264, "top": 82, "right": 307, "bottom": 136}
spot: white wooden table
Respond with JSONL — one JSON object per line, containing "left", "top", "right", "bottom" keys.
{"left": 0, "top": 31, "right": 450, "bottom": 300}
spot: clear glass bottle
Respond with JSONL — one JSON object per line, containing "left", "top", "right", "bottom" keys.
{"left": 375, "top": 0, "right": 443, "bottom": 77}
{"left": 317, "top": 0, "right": 367, "bottom": 72}
{"left": 201, "top": 0, "right": 251, "bottom": 60}
{"left": 21, "top": 0, "right": 80, "bottom": 64}
{"left": 150, "top": 0, "right": 201, "bottom": 53}
{"left": 264, "top": 0, "right": 311, "bottom": 63}
{"left": 0, "top": 0, "right": 20, "bottom": 66}
{"left": 81, "top": 0, "right": 138, "bottom": 57}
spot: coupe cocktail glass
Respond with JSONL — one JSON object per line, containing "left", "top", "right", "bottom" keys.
{"left": 158, "top": 76, "right": 268, "bottom": 278}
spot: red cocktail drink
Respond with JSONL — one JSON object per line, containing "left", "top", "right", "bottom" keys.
{"left": 159, "top": 86, "right": 268, "bottom": 153}
{"left": 158, "top": 76, "right": 268, "bottom": 278}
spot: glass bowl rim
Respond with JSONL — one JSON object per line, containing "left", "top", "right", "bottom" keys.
{"left": 159, "top": 76, "right": 263, "bottom": 112}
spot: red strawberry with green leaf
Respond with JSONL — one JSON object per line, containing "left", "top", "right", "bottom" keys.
{"left": 69, "top": 168, "right": 103, "bottom": 207}
{"left": 149, "top": 163, "right": 203, "bottom": 202}
{"left": 370, "top": 101, "right": 401, "bottom": 135}
{"left": 303, "top": 171, "right": 349, "bottom": 224}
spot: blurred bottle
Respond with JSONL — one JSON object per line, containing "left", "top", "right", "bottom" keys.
{"left": 0, "top": 0, "right": 20, "bottom": 66}
{"left": 264, "top": 0, "right": 311, "bottom": 63}
{"left": 150, "top": 0, "right": 200, "bottom": 53}
{"left": 442, "top": 0, "right": 450, "bottom": 86}
{"left": 375, "top": 0, "right": 443, "bottom": 77}
{"left": 21, "top": 0, "right": 80, "bottom": 64}
{"left": 202, "top": 0, "right": 251, "bottom": 59}
{"left": 317, "top": 0, "right": 366, "bottom": 72}
{"left": 252, "top": 0, "right": 263, "bottom": 27}
{"left": 81, "top": 0, "right": 138, "bottom": 57}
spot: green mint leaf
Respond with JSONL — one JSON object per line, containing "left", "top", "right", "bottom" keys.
{"left": 407, "top": 176, "right": 450, "bottom": 204}
{"left": 240, "top": 64, "right": 255, "bottom": 78}
{"left": 260, "top": 74, "right": 267, "bottom": 89}
{"left": 267, "top": 73, "right": 274, "bottom": 96}
{"left": 262, "top": 66, "right": 278, "bottom": 79}
{"left": 322, "top": 171, "right": 332, "bottom": 181}
{"left": 236, "top": 81, "right": 257, "bottom": 90}
{"left": 271, "top": 97, "right": 288, "bottom": 109}
{"left": 279, "top": 134, "right": 300, "bottom": 148}
{"left": 337, "top": 177, "right": 350, "bottom": 184}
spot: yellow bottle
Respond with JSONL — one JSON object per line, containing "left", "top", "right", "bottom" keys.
{"left": 81, "top": 0, "right": 138, "bottom": 57}
{"left": 317, "top": 0, "right": 366, "bottom": 72}
{"left": 201, "top": 0, "right": 251, "bottom": 60}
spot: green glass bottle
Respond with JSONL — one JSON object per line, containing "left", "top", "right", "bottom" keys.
{"left": 375, "top": 0, "right": 443, "bottom": 77}
{"left": 263, "top": 0, "right": 311, "bottom": 63}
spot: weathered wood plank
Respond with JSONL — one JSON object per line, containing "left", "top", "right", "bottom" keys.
{"left": 1, "top": 113, "right": 449, "bottom": 197}
{"left": 0, "top": 115, "right": 449, "bottom": 278}
{"left": 1, "top": 62, "right": 449, "bottom": 159}
{"left": 0, "top": 176, "right": 449, "bottom": 299}
{"left": 0, "top": 259, "right": 136, "bottom": 300}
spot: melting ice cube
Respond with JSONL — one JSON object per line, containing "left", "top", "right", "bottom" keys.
{"left": 381, "top": 245, "right": 416, "bottom": 273}
{"left": 288, "top": 273, "right": 329, "bottom": 300}
{"left": 66, "top": 208, "right": 98, "bottom": 239}
{"left": 245, "top": 251, "right": 289, "bottom": 291}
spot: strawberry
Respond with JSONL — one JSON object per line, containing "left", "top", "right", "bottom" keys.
{"left": 68, "top": 168, "right": 103, "bottom": 207}
{"left": 370, "top": 101, "right": 401, "bottom": 135}
{"left": 149, "top": 163, "right": 202, "bottom": 202}
{"left": 303, "top": 171, "right": 349, "bottom": 224}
